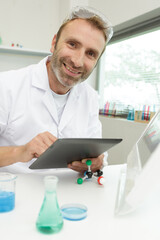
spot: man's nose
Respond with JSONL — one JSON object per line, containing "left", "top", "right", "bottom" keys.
{"left": 71, "top": 50, "right": 84, "bottom": 68}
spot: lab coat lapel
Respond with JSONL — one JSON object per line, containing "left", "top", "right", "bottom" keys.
{"left": 42, "top": 90, "right": 58, "bottom": 124}
{"left": 59, "top": 86, "right": 80, "bottom": 132}
{"left": 32, "top": 57, "right": 59, "bottom": 124}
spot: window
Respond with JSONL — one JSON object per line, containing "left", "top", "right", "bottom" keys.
{"left": 98, "top": 15, "right": 160, "bottom": 121}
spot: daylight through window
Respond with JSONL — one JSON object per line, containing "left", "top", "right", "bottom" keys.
{"left": 99, "top": 28, "right": 160, "bottom": 120}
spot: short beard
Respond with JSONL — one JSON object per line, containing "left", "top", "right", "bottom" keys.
{"left": 50, "top": 50, "right": 91, "bottom": 88}
{"left": 52, "top": 61, "right": 81, "bottom": 88}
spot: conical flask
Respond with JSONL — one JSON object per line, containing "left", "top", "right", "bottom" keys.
{"left": 36, "top": 176, "right": 63, "bottom": 234}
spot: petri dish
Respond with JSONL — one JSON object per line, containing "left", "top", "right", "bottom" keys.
{"left": 61, "top": 203, "right": 87, "bottom": 221}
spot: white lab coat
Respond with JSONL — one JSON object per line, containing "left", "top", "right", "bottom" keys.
{"left": 0, "top": 57, "right": 102, "bottom": 173}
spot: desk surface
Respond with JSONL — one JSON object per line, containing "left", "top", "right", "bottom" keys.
{"left": 1, "top": 165, "right": 160, "bottom": 240}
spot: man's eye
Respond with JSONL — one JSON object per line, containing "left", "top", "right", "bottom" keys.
{"left": 88, "top": 51, "right": 95, "bottom": 57}
{"left": 69, "top": 42, "right": 75, "bottom": 47}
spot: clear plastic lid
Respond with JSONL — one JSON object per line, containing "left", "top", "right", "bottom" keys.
{"left": 61, "top": 203, "right": 87, "bottom": 221}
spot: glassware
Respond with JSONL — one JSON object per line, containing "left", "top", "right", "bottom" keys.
{"left": 61, "top": 203, "right": 87, "bottom": 221}
{"left": 0, "top": 172, "right": 17, "bottom": 213}
{"left": 36, "top": 176, "right": 63, "bottom": 234}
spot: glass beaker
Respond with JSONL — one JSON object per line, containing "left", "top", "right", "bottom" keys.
{"left": 0, "top": 172, "right": 17, "bottom": 213}
{"left": 36, "top": 175, "right": 63, "bottom": 234}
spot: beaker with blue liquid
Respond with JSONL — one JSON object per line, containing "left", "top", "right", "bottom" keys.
{"left": 36, "top": 175, "right": 63, "bottom": 234}
{"left": 0, "top": 172, "right": 17, "bottom": 213}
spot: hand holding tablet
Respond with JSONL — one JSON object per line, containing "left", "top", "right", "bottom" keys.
{"left": 29, "top": 138, "right": 122, "bottom": 170}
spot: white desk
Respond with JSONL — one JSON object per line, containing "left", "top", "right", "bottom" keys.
{"left": 1, "top": 165, "right": 160, "bottom": 240}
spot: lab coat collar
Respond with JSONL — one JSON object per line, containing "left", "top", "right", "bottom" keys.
{"left": 32, "top": 56, "right": 51, "bottom": 91}
{"left": 31, "top": 56, "right": 82, "bottom": 128}
{"left": 32, "top": 56, "right": 59, "bottom": 124}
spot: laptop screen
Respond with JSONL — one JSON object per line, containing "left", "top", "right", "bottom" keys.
{"left": 115, "top": 109, "right": 160, "bottom": 215}
{"left": 137, "top": 111, "right": 160, "bottom": 168}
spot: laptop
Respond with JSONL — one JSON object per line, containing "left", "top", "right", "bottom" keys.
{"left": 115, "top": 109, "right": 160, "bottom": 215}
{"left": 29, "top": 138, "right": 122, "bottom": 169}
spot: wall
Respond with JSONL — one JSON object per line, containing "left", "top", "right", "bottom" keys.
{"left": 88, "top": 0, "right": 160, "bottom": 26}
{"left": 0, "top": 0, "right": 60, "bottom": 51}
{"left": 0, "top": 49, "right": 50, "bottom": 71}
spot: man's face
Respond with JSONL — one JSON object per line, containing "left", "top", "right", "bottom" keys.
{"left": 50, "top": 19, "right": 105, "bottom": 90}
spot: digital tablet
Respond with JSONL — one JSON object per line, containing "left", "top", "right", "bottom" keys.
{"left": 29, "top": 138, "right": 122, "bottom": 169}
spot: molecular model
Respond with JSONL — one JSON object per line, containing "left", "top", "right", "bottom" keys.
{"left": 77, "top": 160, "right": 105, "bottom": 185}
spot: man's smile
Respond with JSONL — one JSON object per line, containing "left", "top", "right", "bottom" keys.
{"left": 63, "top": 63, "right": 82, "bottom": 76}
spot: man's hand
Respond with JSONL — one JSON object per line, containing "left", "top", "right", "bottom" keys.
{"left": 0, "top": 132, "right": 57, "bottom": 167}
{"left": 68, "top": 154, "right": 104, "bottom": 173}
{"left": 21, "top": 131, "right": 57, "bottom": 162}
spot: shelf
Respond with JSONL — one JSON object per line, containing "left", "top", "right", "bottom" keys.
{"left": 0, "top": 45, "right": 50, "bottom": 57}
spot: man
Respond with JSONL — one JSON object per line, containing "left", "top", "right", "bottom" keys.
{"left": 0, "top": 6, "right": 113, "bottom": 173}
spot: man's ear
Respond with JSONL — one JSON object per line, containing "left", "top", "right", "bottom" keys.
{"left": 50, "top": 34, "right": 57, "bottom": 53}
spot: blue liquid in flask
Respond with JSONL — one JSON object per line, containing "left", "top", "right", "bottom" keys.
{"left": 0, "top": 191, "right": 15, "bottom": 212}
{"left": 36, "top": 176, "right": 63, "bottom": 234}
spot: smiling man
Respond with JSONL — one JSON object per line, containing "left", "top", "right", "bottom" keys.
{"left": 0, "top": 6, "right": 113, "bottom": 173}
{"left": 48, "top": 18, "right": 106, "bottom": 94}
